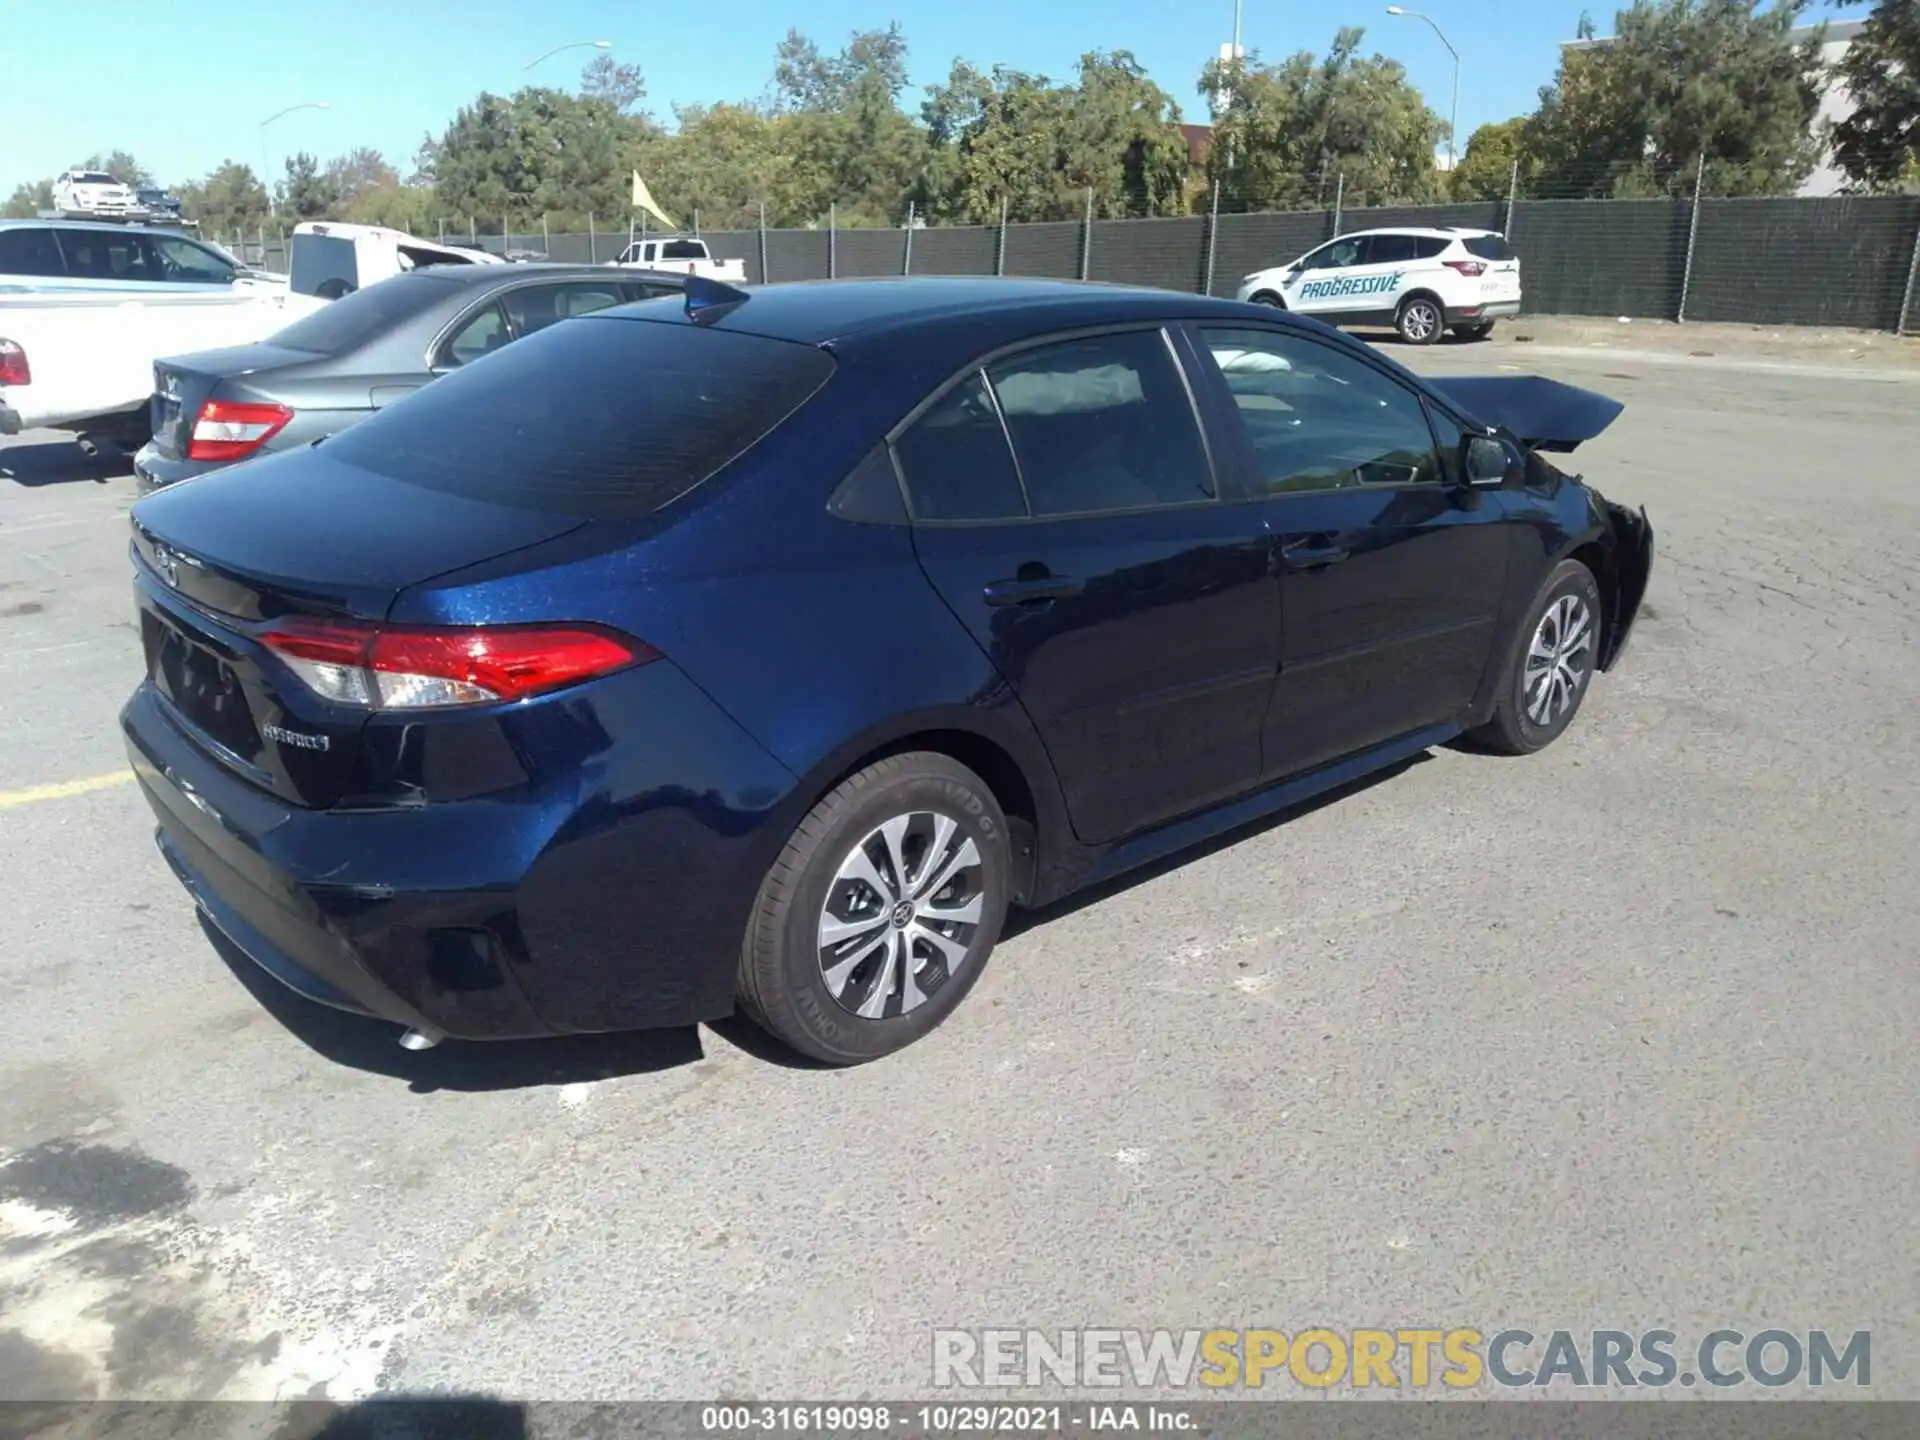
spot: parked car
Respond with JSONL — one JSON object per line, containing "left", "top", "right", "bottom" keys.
{"left": 135, "top": 187, "right": 187, "bottom": 222}
{"left": 613, "top": 235, "right": 748, "bottom": 282}
{"left": 0, "top": 219, "right": 280, "bottom": 295}
{"left": 1236, "top": 226, "right": 1522, "bottom": 344}
{"left": 53, "top": 168, "right": 139, "bottom": 218}
{"left": 287, "top": 221, "right": 504, "bottom": 301}
{"left": 134, "top": 264, "right": 686, "bottom": 490}
{"left": 122, "top": 277, "right": 1651, "bottom": 1065}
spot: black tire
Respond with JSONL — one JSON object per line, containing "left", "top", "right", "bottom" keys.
{"left": 1470, "top": 559, "right": 1603, "bottom": 755}
{"left": 314, "top": 277, "right": 356, "bottom": 300}
{"left": 1453, "top": 322, "right": 1496, "bottom": 341}
{"left": 1248, "top": 291, "right": 1285, "bottom": 307}
{"left": 737, "top": 752, "right": 1011, "bottom": 1065}
{"left": 1395, "top": 294, "right": 1445, "bottom": 345}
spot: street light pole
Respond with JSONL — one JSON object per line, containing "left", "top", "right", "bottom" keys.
{"left": 524, "top": 38, "right": 612, "bottom": 71}
{"left": 259, "top": 101, "right": 331, "bottom": 217}
{"left": 1386, "top": 6, "right": 1460, "bottom": 172}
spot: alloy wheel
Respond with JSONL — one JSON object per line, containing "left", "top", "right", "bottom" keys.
{"left": 817, "top": 810, "right": 985, "bottom": 1020}
{"left": 1401, "top": 300, "right": 1440, "bottom": 342}
{"left": 1523, "top": 593, "right": 1595, "bottom": 727}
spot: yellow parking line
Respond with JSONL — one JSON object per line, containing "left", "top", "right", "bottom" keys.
{"left": 0, "top": 771, "right": 135, "bottom": 810}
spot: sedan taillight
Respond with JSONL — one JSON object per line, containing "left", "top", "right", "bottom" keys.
{"left": 262, "top": 617, "right": 657, "bottom": 710}
{"left": 0, "top": 339, "right": 29, "bottom": 387}
{"left": 186, "top": 399, "right": 293, "bottom": 461}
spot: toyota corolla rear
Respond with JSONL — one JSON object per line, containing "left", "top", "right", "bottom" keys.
{"left": 122, "top": 307, "right": 835, "bottom": 1043}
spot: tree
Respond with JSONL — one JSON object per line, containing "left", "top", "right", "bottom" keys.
{"left": 1525, "top": 0, "right": 1824, "bottom": 198}
{"left": 581, "top": 53, "right": 648, "bottom": 114}
{"left": 427, "top": 88, "right": 638, "bottom": 226}
{"left": 77, "top": 150, "right": 153, "bottom": 186}
{"left": 2, "top": 179, "right": 54, "bottom": 218}
{"left": 175, "top": 161, "right": 270, "bottom": 236}
{"left": 278, "top": 151, "right": 339, "bottom": 219}
{"left": 1200, "top": 27, "right": 1446, "bottom": 210}
{"left": 324, "top": 147, "right": 399, "bottom": 206}
{"left": 1450, "top": 117, "right": 1529, "bottom": 199}
{"left": 763, "top": 26, "right": 922, "bottom": 224}
{"left": 918, "top": 50, "right": 1190, "bottom": 222}
{"left": 1828, "top": 0, "right": 1920, "bottom": 192}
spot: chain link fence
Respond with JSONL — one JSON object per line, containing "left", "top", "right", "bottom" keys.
{"left": 221, "top": 182, "right": 1920, "bottom": 336}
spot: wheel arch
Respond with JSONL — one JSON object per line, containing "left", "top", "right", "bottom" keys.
{"left": 784, "top": 715, "right": 1068, "bottom": 908}
{"left": 1248, "top": 290, "right": 1288, "bottom": 309}
{"left": 1395, "top": 287, "right": 1448, "bottom": 322}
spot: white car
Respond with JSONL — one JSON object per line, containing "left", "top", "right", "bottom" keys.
{"left": 1235, "top": 226, "right": 1521, "bottom": 345}
{"left": 288, "top": 221, "right": 504, "bottom": 302}
{"left": 53, "top": 168, "right": 139, "bottom": 218}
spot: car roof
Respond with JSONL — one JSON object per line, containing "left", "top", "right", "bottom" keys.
{"left": 1336, "top": 226, "right": 1499, "bottom": 240}
{"left": 412, "top": 261, "right": 685, "bottom": 288}
{"left": 0, "top": 217, "right": 199, "bottom": 236}
{"left": 598, "top": 276, "right": 1259, "bottom": 347}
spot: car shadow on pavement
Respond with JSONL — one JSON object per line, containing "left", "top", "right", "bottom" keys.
{"left": 1002, "top": 752, "right": 1429, "bottom": 940}
{"left": 202, "top": 916, "right": 709, "bottom": 1094}
{"left": 0, "top": 438, "right": 131, "bottom": 487}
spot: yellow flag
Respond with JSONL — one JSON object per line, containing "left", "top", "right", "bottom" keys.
{"left": 630, "top": 170, "right": 677, "bottom": 230}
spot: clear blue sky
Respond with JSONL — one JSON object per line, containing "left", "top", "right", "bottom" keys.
{"left": 3, "top": 0, "right": 1872, "bottom": 193}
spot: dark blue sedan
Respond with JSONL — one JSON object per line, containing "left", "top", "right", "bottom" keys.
{"left": 122, "top": 277, "right": 1652, "bottom": 1064}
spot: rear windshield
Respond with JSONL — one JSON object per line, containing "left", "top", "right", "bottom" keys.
{"left": 322, "top": 315, "right": 836, "bottom": 518}
{"left": 1462, "top": 234, "right": 1515, "bottom": 262}
{"left": 268, "top": 273, "right": 454, "bottom": 356}
{"left": 659, "top": 240, "right": 707, "bottom": 259}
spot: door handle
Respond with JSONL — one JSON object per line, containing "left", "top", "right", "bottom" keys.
{"left": 1280, "top": 537, "right": 1351, "bottom": 570}
{"left": 983, "top": 574, "right": 1083, "bottom": 607}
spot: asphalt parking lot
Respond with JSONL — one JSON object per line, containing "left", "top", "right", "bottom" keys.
{"left": 2, "top": 334, "right": 1917, "bottom": 1404}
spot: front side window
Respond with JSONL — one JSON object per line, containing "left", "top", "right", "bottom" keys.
{"left": 1302, "top": 238, "right": 1364, "bottom": 272}
{"left": 1198, "top": 327, "right": 1441, "bottom": 494}
{"left": 985, "top": 330, "right": 1214, "bottom": 517}
{"left": 149, "top": 233, "right": 235, "bottom": 283}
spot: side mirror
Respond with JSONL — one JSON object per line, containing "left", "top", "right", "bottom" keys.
{"left": 1463, "top": 434, "right": 1519, "bottom": 488}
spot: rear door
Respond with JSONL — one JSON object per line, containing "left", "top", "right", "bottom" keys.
{"left": 898, "top": 326, "right": 1278, "bottom": 844}
{"left": 1462, "top": 233, "right": 1521, "bottom": 307}
{"left": 1185, "top": 323, "right": 1512, "bottom": 778}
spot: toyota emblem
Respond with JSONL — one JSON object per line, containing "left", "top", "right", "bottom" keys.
{"left": 154, "top": 544, "right": 179, "bottom": 588}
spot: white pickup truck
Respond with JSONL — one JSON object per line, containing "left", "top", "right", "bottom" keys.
{"left": 612, "top": 236, "right": 747, "bottom": 282}
{"left": 0, "top": 289, "right": 305, "bottom": 449}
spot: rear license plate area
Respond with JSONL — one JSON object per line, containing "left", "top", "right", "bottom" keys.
{"left": 141, "top": 605, "right": 262, "bottom": 762}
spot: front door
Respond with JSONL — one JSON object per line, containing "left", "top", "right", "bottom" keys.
{"left": 1185, "top": 323, "right": 1513, "bottom": 778}
{"left": 896, "top": 327, "right": 1279, "bottom": 844}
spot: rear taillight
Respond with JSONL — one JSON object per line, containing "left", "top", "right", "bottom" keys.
{"left": 0, "top": 339, "right": 29, "bottom": 387}
{"left": 261, "top": 618, "right": 656, "bottom": 710}
{"left": 186, "top": 399, "right": 293, "bottom": 461}
{"left": 1444, "top": 259, "right": 1488, "bottom": 278}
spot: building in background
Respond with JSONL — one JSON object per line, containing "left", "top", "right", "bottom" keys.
{"left": 1562, "top": 19, "right": 1867, "bottom": 197}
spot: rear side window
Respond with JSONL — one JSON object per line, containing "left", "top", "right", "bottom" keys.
{"left": 441, "top": 303, "right": 510, "bottom": 367}
{"left": 323, "top": 316, "right": 836, "bottom": 518}
{"left": 500, "top": 281, "right": 626, "bottom": 337}
{"left": 269, "top": 273, "right": 453, "bottom": 356}
{"left": 290, "top": 234, "right": 359, "bottom": 297}
{"left": 0, "top": 228, "right": 65, "bottom": 277}
{"left": 895, "top": 373, "right": 1026, "bottom": 522}
{"left": 1413, "top": 236, "right": 1450, "bottom": 259}
{"left": 1462, "top": 234, "right": 1515, "bottom": 262}
{"left": 1365, "top": 234, "right": 1417, "bottom": 264}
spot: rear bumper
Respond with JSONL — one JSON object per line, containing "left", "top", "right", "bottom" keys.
{"left": 133, "top": 440, "right": 221, "bottom": 493}
{"left": 123, "top": 668, "right": 796, "bottom": 1042}
{"left": 1452, "top": 299, "right": 1522, "bottom": 323}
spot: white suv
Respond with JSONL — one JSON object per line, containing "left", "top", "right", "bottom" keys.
{"left": 1235, "top": 226, "right": 1521, "bottom": 344}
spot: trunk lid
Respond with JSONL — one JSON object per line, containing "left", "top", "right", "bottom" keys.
{"left": 150, "top": 344, "right": 319, "bottom": 460}
{"left": 129, "top": 447, "right": 587, "bottom": 807}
